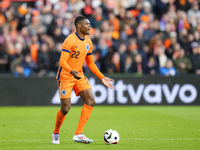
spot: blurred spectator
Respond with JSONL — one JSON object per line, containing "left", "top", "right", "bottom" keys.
{"left": 138, "top": 1, "right": 152, "bottom": 23}
{"left": 112, "top": 52, "right": 120, "bottom": 72}
{"left": 47, "top": 2, "right": 62, "bottom": 36}
{"left": 20, "top": 27, "right": 31, "bottom": 46}
{"left": 141, "top": 44, "right": 149, "bottom": 63}
{"left": 39, "top": 3, "right": 53, "bottom": 29}
{"left": 123, "top": 55, "right": 134, "bottom": 73}
{"left": 105, "top": 57, "right": 116, "bottom": 74}
{"left": 145, "top": 56, "right": 159, "bottom": 75}
{"left": 154, "top": 0, "right": 169, "bottom": 19}
{"left": 178, "top": 28, "right": 191, "bottom": 56}
{"left": 53, "top": 27, "right": 66, "bottom": 43}
{"left": 194, "top": 30, "right": 200, "bottom": 43}
{"left": 174, "top": 0, "right": 190, "bottom": 11}
{"left": 133, "top": 54, "right": 145, "bottom": 75}
{"left": 81, "top": 0, "right": 93, "bottom": 18}
{"left": 127, "top": 38, "right": 139, "bottom": 60}
{"left": 13, "top": 64, "right": 26, "bottom": 77}
{"left": 28, "top": 15, "right": 46, "bottom": 36}
{"left": 160, "top": 59, "right": 177, "bottom": 76}
{"left": 178, "top": 11, "right": 190, "bottom": 32}
{"left": 62, "top": 18, "right": 72, "bottom": 37}
{"left": 17, "top": 3, "right": 28, "bottom": 31}
{"left": 190, "top": 42, "right": 200, "bottom": 74}
{"left": 90, "top": 7, "right": 105, "bottom": 28}
{"left": 29, "top": 34, "right": 39, "bottom": 64}
{"left": 118, "top": 43, "right": 127, "bottom": 72}
{"left": 51, "top": 42, "right": 62, "bottom": 72}
{"left": 95, "top": 35, "right": 108, "bottom": 59}
{"left": 136, "top": 27, "right": 145, "bottom": 50}
{"left": 143, "top": 21, "right": 156, "bottom": 43}
{"left": 148, "top": 30, "right": 163, "bottom": 54}
{"left": 167, "top": 3, "right": 177, "bottom": 21}
{"left": 0, "top": 0, "right": 200, "bottom": 77}
{"left": 22, "top": 54, "right": 35, "bottom": 72}
{"left": 172, "top": 43, "right": 181, "bottom": 60}
{"left": 173, "top": 48, "right": 192, "bottom": 74}
{"left": 197, "top": 17, "right": 200, "bottom": 32}
{"left": 13, "top": 54, "right": 35, "bottom": 77}
{"left": 10, "top": 54, "right": 23, "bottom": 74}
{"left": 153, "top": 38, "right": 165, "bottom": 56}
{"left": 36, "top": 43, "right": 50, "bottom": 76}
{"left": 187, "top": 0, "right": 200, "bottom": 24}
{"left": 120, "top": 23, "right": 134, "bottom": 42}
{"left": 108, "top": 11, "right": 120, "bottom": 32}
{"left": 162, "top": 23, "right": 173, "bottom": 47}
{"left": 165, "top": 32, "right": 177, "bottom": 59}
{"left": 103, "top": 46, "right": 115, "bottom": 73}
{"left": 0, "top": 44, "right": 9, "bottom": 72}
{"left": 157, "top": 44, "right": 167, "bottom": 67}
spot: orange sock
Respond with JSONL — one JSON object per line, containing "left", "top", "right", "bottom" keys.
{"left": 75, "top": 104, "right": 93, "bottom": 135}
{"left": 53, "top": 110, "right": 66, "bottom": 134}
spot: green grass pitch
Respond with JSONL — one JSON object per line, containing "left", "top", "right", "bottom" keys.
{"left": 0, "top": 106, "right": 200, "bottom": 150}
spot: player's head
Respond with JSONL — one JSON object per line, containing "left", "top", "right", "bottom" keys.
{"left": 74, "top": 16, "right": 91, "bottom": 35}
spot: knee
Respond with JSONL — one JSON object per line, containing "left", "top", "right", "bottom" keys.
{"left": 87, "top": 98, "right": 95, "bottom": 107}
{"left": 61, "top": 106, "right": 70, "bottom": 115}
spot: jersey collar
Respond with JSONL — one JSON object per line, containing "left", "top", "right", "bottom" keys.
{"left": 75, "top": 32, "right": 85, "bottom": 41}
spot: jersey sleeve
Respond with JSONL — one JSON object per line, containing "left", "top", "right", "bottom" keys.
{"left": 62, "top": 35, "right": 75, "bottom": 52}
{"left": 85, "top": 54, "right": 105, "bottom": 80}
{"left": 59, "top": 36, "right": 75, "bottom": 73}
{"left": 59, "top": 51, "right": 72, "bottom": 73}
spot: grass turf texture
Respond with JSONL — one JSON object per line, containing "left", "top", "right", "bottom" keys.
{"left": 0, "top": 106, "right": 200, "bottom": 150}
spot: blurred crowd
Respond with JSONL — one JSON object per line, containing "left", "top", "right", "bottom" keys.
{"left": 0, "top": 0, "right": 200, "bottom": 77}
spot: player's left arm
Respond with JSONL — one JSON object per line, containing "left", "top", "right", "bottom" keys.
{"left": 85, "top": 55, "right": 114, "bottom": 89}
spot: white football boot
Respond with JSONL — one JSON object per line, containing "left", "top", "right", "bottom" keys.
{"left": 52, "top": 133, "right": 60, "bottom": 144}
{"left": 73, "top": 133, "right": 93, "bottom": 143}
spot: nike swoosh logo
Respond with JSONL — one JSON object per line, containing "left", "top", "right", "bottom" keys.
{"left": 75, "top": 46, "right": 79, "bottom": 48}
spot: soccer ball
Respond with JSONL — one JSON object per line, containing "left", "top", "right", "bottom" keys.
{"left": 103, "top": 129, "right": 120, "bottom": 144}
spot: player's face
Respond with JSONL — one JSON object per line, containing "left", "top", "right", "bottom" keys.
{"left": 80, "top": 19, "right": 91, "bottom": 35}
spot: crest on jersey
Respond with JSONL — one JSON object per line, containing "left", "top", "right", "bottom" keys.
{"left": 86, "top": 44, "right": 90, "bottom": 52}
{"left": 62, "top": 90, "right": 66, "bottom": 96}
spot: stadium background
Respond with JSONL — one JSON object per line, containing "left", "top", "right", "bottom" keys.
{"left": 0, "top": 2, "right": 200, "bottom": 150}
{"left": 0, "top": 0, "right": 200, "bottom": 106}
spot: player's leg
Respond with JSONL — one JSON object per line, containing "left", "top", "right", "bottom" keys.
{"left": 53, "top": 98, "right": 71, "bottom": 133}
{"left": 73, "top": 77, "right": 95, "bottom": 143}
{"left": 52, "top": 80, "right": 73, "bottom": 144}
{"left": 75, "top": 88, "right": 95, "bottom": 135}
{"left": 52, "top": 98, "right": 71, "bottom": 144}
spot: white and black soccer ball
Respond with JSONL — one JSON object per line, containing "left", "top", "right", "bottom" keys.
{"left": 103, "top": 129, "right": 120, "bottom": 144}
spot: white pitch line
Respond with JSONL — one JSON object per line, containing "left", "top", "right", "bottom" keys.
{"left": 0, "top": 138, "right": 200, "bottom": 142}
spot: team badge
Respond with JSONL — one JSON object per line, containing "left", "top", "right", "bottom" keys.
{"left": 62, "top": 90, "right": 67, "bottom": 96}
{"left": 86, "top": 44, "right": 90, "bottom": 52}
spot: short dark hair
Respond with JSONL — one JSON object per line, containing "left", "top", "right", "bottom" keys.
{"left": 74, "top": 16, "right": 88, "bottom": 26}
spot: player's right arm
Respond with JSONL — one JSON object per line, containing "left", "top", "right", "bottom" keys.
{"left": 59, "top": 36, "right": 81, "bottom": 80}
{"left": 59, "top": 49, "right": 72, "bottom": 73}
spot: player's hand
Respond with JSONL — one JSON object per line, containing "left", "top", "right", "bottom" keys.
{"left": 70, "top": 70, "right": 82, "bottom": 80}
{"left": 101, "top": 77, "right": 114, "bottom": 89}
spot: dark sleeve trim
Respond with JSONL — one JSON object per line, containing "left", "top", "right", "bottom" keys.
{"left": 62, "top": 49, "right": 70, "bottom": 53}
{"left": 87, "top": 52, "right": 92, "bottom": 55}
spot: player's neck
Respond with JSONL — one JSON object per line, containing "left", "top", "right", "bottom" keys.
{"left": 76, "top": 31, "right": 85, "bottom": 40}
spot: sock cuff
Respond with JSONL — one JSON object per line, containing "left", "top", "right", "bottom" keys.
{"left": 58, "top": 109, "right": 66, "bottom": 117}
{"left": 84, "top": 103, "right": 94, "bottom": 110}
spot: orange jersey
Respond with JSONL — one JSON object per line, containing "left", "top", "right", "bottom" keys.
{"left": 56, "top": 33, "right": 104, "bottom": 81}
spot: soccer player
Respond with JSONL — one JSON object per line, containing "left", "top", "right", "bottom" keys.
{"left": 52, "top": 16, "right": 114, "bottom": 144}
